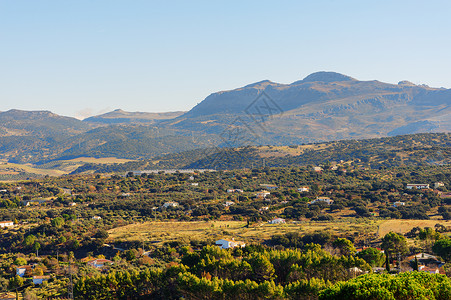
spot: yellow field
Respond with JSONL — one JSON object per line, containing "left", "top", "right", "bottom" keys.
{"left": 65, "top": 157, "right": 133, "bottom": 164}
{"left": 377, "top": 219, "right": 451, "bottom": 236}
{"left": 0, "top": 163, "right": 65, "bottom": 177}
{"left": 108, "top": 219, "right": 380, "bottom": 246}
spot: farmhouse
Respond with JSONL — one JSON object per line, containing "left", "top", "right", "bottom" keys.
{"left": 297, "top": 186, "right": 309, "bottom": 193}
{"left": 92, "top": 216, "right": 102, "bottom": 220}
{"left": 215, "top": 239, "right": 245, "bottom": 249}
{"left": 227, "top": 189, "right": 243, "bottom": 193}
{"left": 163, "top": 202, "right": 179, "bottom": 208}
{"left": 16, "top": 265, "right": 32, "bottom": 277}
{"left": 434, "top": 182, "right": 445, "bottom": 189}
{"left": 268, "top": 218, "right": 285, "bottom": 224}
{"left": 223, "top": 201, "right": 235, "bottom": 207}
{"left": 406, "top": 184, "right": 430, "bottom": 190}
{"left": 0, "top": 221, "right": 13, "bottom": 228}
{"left": 256, "top": 191, "right": 270, "bottom": 198}
{"left": 310, "top": 197, "right": 333, "bottom": 205}
{"left": 393, "top": 201, "right": 405, "bottom": 207}
{"left": 87, "top": 258, "right": 113, "bottom": 269}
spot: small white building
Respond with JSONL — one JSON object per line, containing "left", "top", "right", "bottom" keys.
{"left": 407, "top": 184, "right": 430, "bottom": 190}
{"left": 163, "top": 202, "right": 179, "bottom": 208}
{"left": 0, "top": 221, "right": 14, "bottom": 228}
{"left": 92, "top": 216, "right": 102, "bottom": 220}
{"left": 434, "top": 182, "right": 445, "bottom": 189}
{"left": 227, "top": 189, "right": 243, "bottom": 193}
{"left": 268, "top": 218, "right": 285, "bottom": 224}
{"left": 16, "top": 265, "right": 31, "bottom": 277}
{"left": 87, "top": 258, "right": 113, "bottom": 269}
{"left": 223, "top": 201, "right": 235, "bottom": 207}
{"left": 33, "top": 276, "right": 50, "bottom": 285}
{"left": 393, "top": 201, "right": 405, "bottom": 207}
{"left": 297, "top": 186, "right": 309, "bottom": 193}
{"left": 215, "top": 239, "right": 245, "bottom": 249}
{"left": 256, "top": 191, "right": 271, "bottom": 198}
{"left": 310, "top": 197, "right": 333, "bottom": 205}
{"left": 259, "top": 206, "right": 269, "bottom": 212}
{"left": 191, "top": 183, "right": 199, "bottom": 186}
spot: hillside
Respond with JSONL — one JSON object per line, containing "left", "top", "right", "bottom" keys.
{"left": 83, "top": 109, "right": 185, "bottom": 124}
{"left": 71, "top": 132, "right": 451, "bottom": 173}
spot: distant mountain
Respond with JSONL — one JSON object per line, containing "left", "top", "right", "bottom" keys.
{"left": 173, "top": 71, "right": 450, "bottom": 143}
{"left": 84, "top": 109, "right": 185, "bottom": 124}
{"left": 0, "top": 72, "right": 449, "bottom": 165}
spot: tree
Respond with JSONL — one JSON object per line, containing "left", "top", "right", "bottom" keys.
{"left": 51, "top": 217, "right": 65, "bottom": 228}
{"left": 33, "top": 242, "right": 41, "bottom": 256}
{"left": 381, "top": 232, "right": 408, "bottom": 261}
{"left": 332, "top": 238, "right": 356, "bottom": 256}
{"left": 357, "top": 247, "right": 385, "bottom": 267}
{"left": 432, "top": 239, "right": 451, "bottom": 261}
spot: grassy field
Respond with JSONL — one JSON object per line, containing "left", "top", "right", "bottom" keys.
{"left": 377, "top": 219, "right": 451, "bottom": 236}
{"left": 108, "top": 218, "right": 451, "bottom": 246}
{"left": 0, "top": 162, "right": 65, "bottom": 177}
{"left": 65, "top": 157, "right": 133, "bottom": 164}
{"left": 108, "top": 218, "right": 381, "bottom": 246}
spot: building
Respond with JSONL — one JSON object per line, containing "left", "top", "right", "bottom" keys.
{"left": 92, "top": 216, "right": 102, "bottom": 220}
{"left": 163, "top": 202, "right": 179, "bottom": 208}
{"left": 268, "top": 218, "right": 285, "bottom": 224}
{"left": 0, "top": 221, "right": 13, "bottom": 228}
{"left": 406, "top": 184, "right": 430, "bottom": 190}
{"left": 191, "top": 183, "right": 199, "bottom": 186}
{"left": 310, "top": 197, "right": 333, "bottom": 205}
{"left": 259, "top": 206, "right": 269, "bottom": 212}
{"left": 227, "top": 189, "right": 243, "bottom": 193}
{"left": 434, "top": 182, "right": 445, "bottom": 189}
{"left": 215, "top": 239, "right": 245, "bottom": 249}
{"left": 393, "top": 201, "right": 405, "bottom": 207}
{"left": 22, "top": 199, "right": 50, "bottom": 206}
{"left": 87, "top": 258, "right": 113, "bottom": 269}
{"left": 223, "top": 201, "right": 235, "bottom": 207}
{"left": 16, "top": 265, "right": 32, "bottom": 277}
{"left": 256, "top": 191, "right": 270, "bottom": 198}
{"left": 32, "top": 276, "right": 50, "bottom": 285}
{"left": 297, "top": 186, "right": 309, "bottom": 193}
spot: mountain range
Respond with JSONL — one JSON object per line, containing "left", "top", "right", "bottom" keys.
{"left": 0, "top": 71, "right": 449, "bottom": 164}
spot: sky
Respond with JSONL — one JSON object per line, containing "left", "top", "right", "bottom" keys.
{"left": 1, "top": 0, "right": 450, "bottom": 119}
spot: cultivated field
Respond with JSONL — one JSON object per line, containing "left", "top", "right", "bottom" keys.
{"left": 108, "top": 218, "right": 381, "bottom": 246}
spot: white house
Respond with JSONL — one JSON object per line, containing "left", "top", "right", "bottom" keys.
{"left": 223, "top": 201, "right": 235, "bottom": 207}
{"left": 259, "top": 206, "right": 269, "bottom": 212}
{"left": 163, "top": 202, "right": 179, "bottom": 208}
{"left": 297, "top": 186, "right": 309, "bottom": 193}
{"left": 393, "top": 201, "right": 405, "bottom": 207}
{"left": 92, "top": 216, "right": 102, "bottom": 220}
{"left": 87, "top": 258, "right": 113, "bottom": 269}
{"left": 268, "top": 218, "right": 285, "bottom": 224}
{"left": 16, "top": 265, "right": 31, "bottom": 277}
{"left": 256, "top": 191, "right": 270, "bottom": 198}
{"left": 406, "top": 184, "right": 430, "bottom": 190}
{"left": 0, "top": 221, "right": 14, "bottom": 228}
{"left": 215, "top": 239, "right": 245, "bottom": 249}
{"left": 191, "top": 183, "right": 199, "bottom": 186}
{"left": 227, "top": 189, "right": 243, "bottom": 193}
{"left": 310, "top": 197, "right": 333, "bottom": 205}
{"left": 434, "top": 182, "right": 445, "bottom": 189}
{"left": 32, "top": 276, "right": 50, "bottom": 285}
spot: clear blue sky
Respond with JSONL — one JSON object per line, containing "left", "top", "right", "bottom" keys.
{"left": 1, "top": 0, "right": 450, "bottom": 119}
